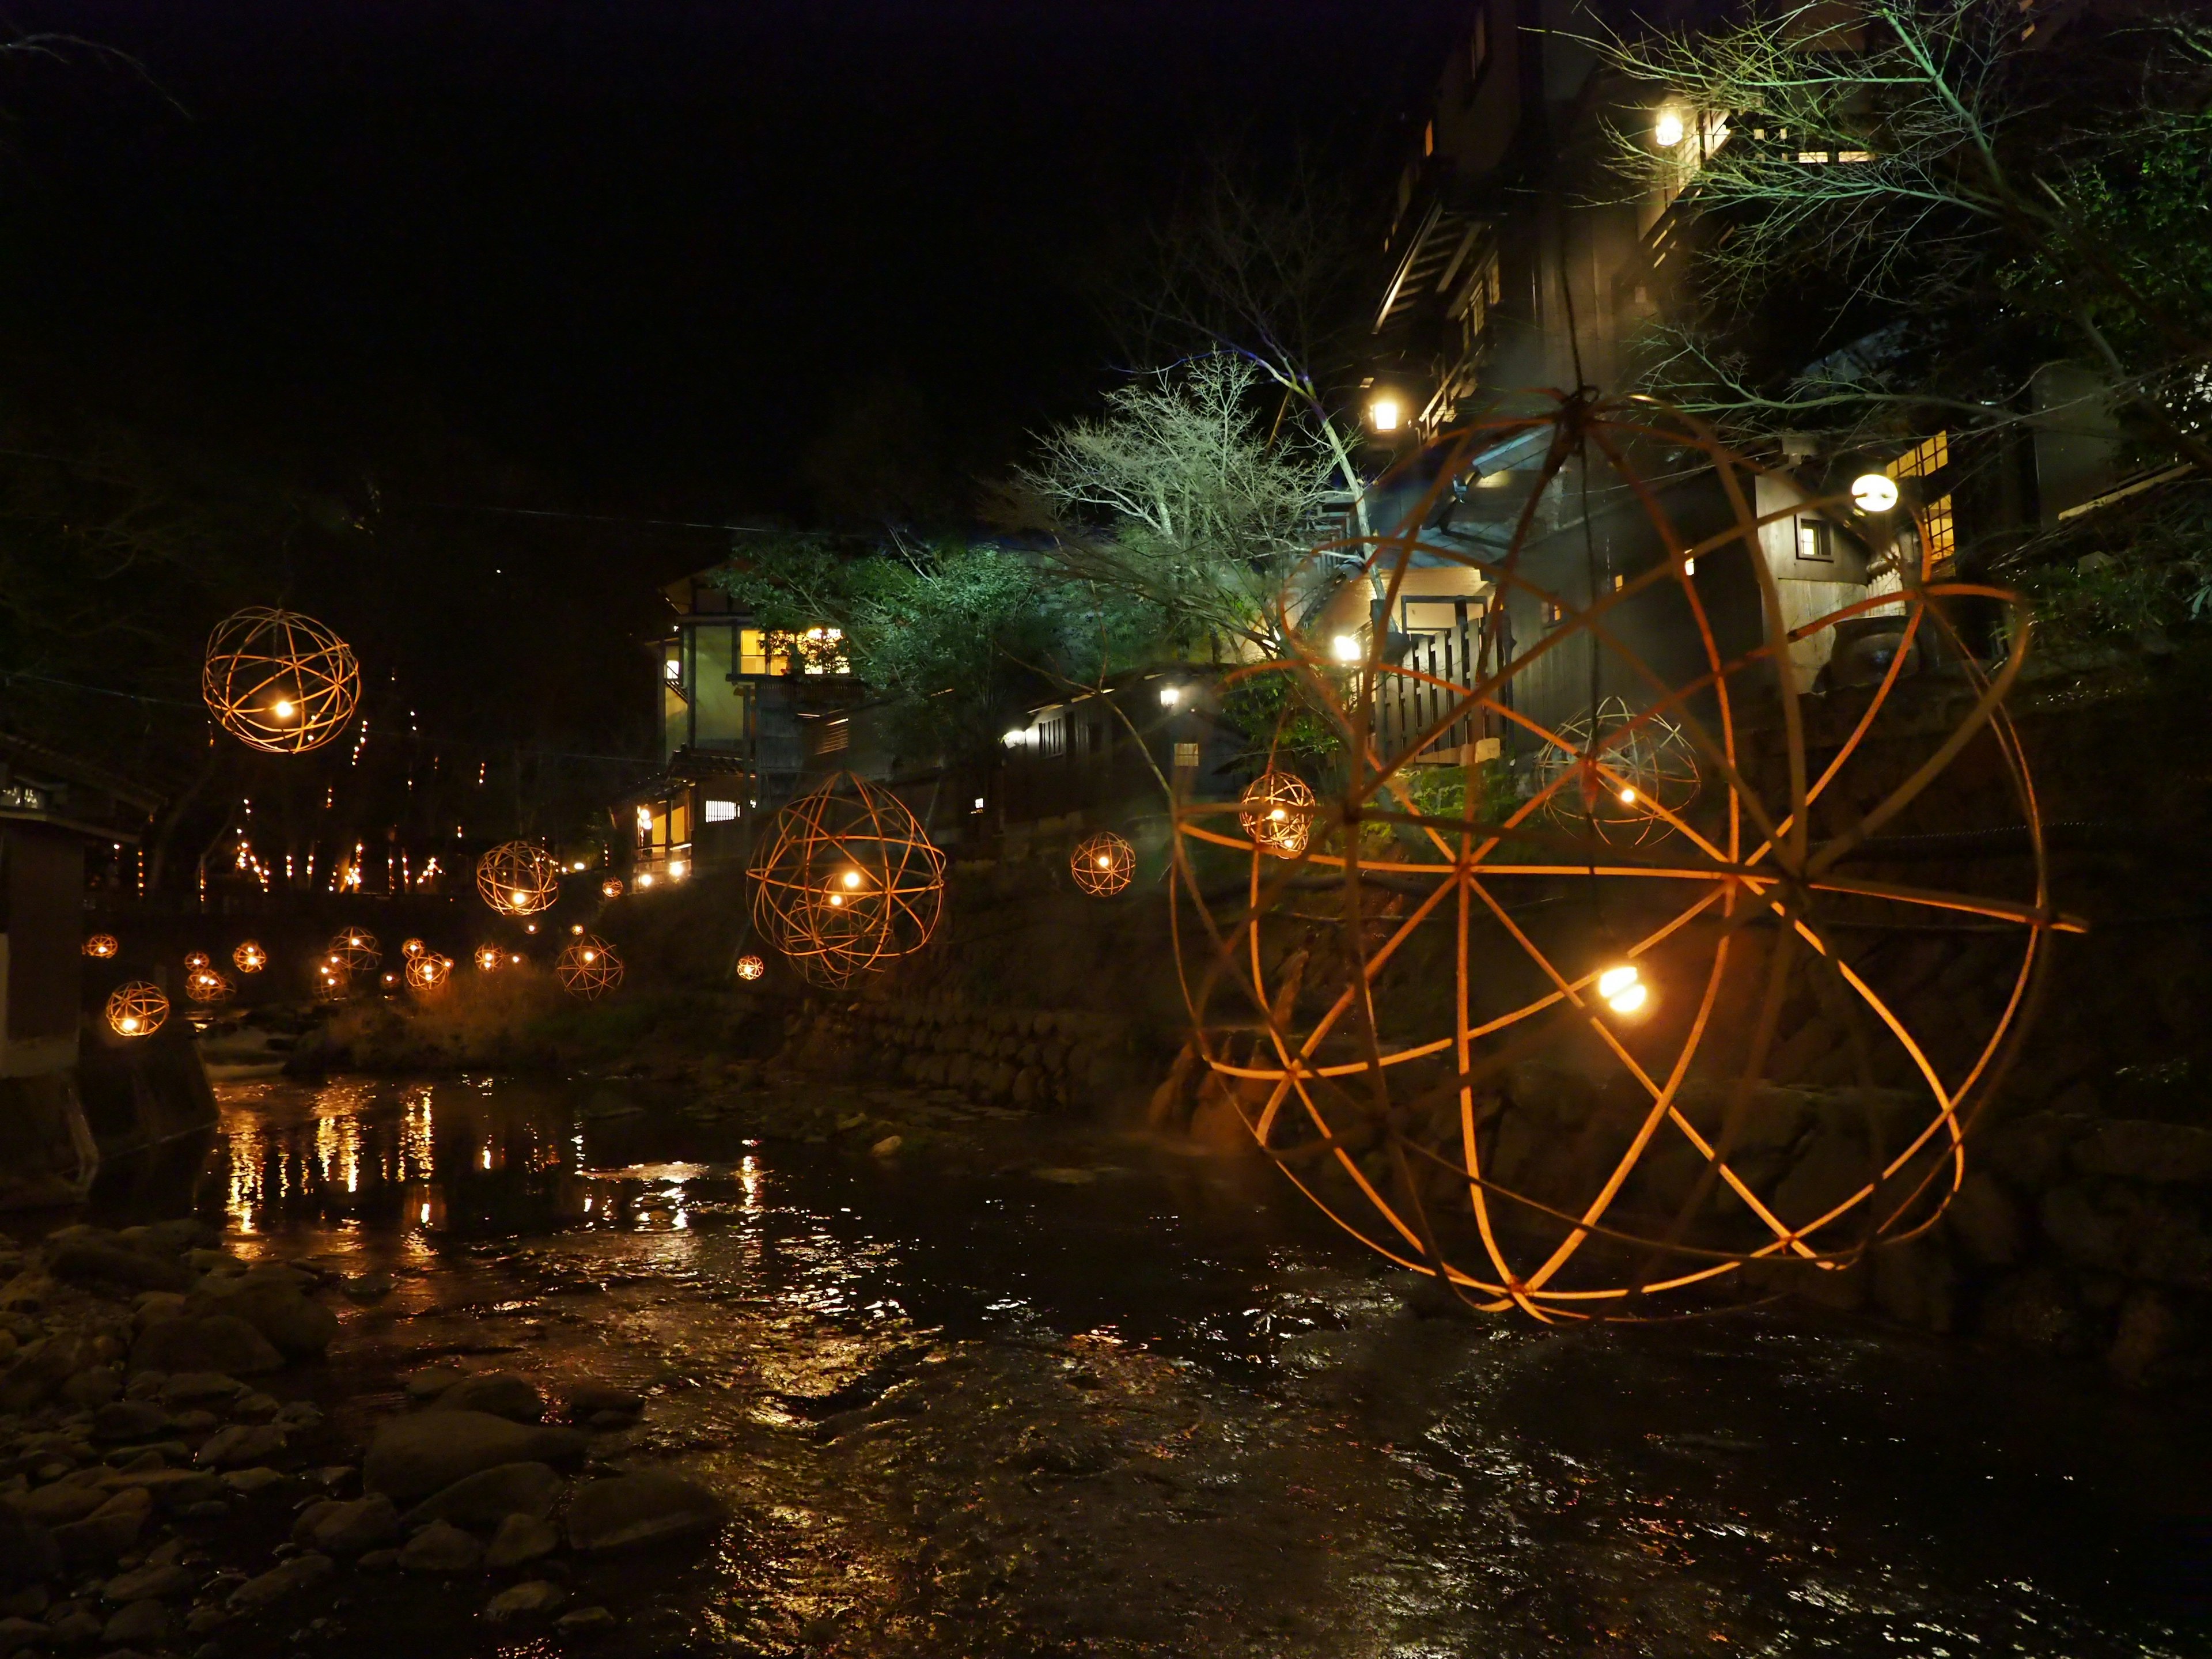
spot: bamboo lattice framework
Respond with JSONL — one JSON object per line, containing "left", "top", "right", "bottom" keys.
{"left": 556, "top": 935, "right": 623, "bottom": 999}
{"left": 105, "top": 982, "right": 168, "bottom": 1037}
{"left": 477, "top": 842, "right": 562, "bottom": 916}
{"left": 82, "top": 934, "right": 119, "bottom": 959}
{"left": 601, "top": 877, "right": 625, "bottom": 899}
{"left": 324, "top": 930, "right": 381, "bottom": 977}
{"left": 1535, "top": 695, "right": 1701, "bottom": 847}
{"left": 1172, "top": 393, "right": 2079, "bottom": 1323}
{"left": 474, "top": 944, "right": 506, "bottom": 972}
{"left": 406, "top": 953, "right": 453, "bottom": 994}
{"left": 400, "top": 938, "right": 427, "bottom": 960}
{"left": 1238, "top": 771, "right": 1317, "bottom": 858}
{"left": 183, "top": 950, "right": 212, "bottom": 971}
{"left": 1070, "top": 831, "right": 1137, "bottom": 896}
{"left": 750, "top": 772, "right": 945, "bottom": 987}
{"left": 734, "top": 953, "right": 766, "bottom": 982}
{"left": 232, "top": 941, "right": 267, "bottom": 974}
{"left": 202, "top": 607, "right": 361, "bottom": 755}
{"left": 184, "top": 968, "right": 234, "bottom": 1005}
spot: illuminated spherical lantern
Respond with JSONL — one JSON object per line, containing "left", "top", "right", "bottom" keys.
{"left": 1533, "top": 696, "right": 1701, "bottom": 848}
{"left": 400, "top": 937, "right": 427, "bottom": 961}
{"left": 476, "top": 842, "right": 560, "bottom": 916}
{"left": 1173, "top": 394, "right": 2070, "bottom": 1323}
{"left": 1237, "top": 770, "right": 1316, "bottom": 859}
{"left": 600, "top": 876, "right": 624, "bottom": 900}
{"left": 748, "top": 772, "right": 945, "bottom": 987}
{"left": 1070, "top": 830, "right": 1136, "bottom": 897}
{"left": 83, "top": 934, "right": 119, "bottom": 960}
{"left": 314, "top": 962, "right": 348, "bottom": 1002}
{"left": 474, "top": 944, "right": 504, "bottom": 973}
{"left": 232, "top": 941, "right": 267, "bottom": 974}
{"left": 405, "top": 952, "right": 453, "bottom": 995}
{"left": 185, "top": 967, "right": 234, "bottom": 1005}
{"left": 105, "top": 982, "right": 168, "bottom": 1038}
{"left": 202, "top": 605, "right": 361, "bottom": 755}
{"left": 734, "top": 953, "right": 766, "bottom": 982}
{"left": 183, "top": 950, "right": 212, "bottom": 972}
{"left": 325, "top": 929, "right": 380, "bottom": 976}
{"left": 555, "top": 934, "right": 624, "bottom": 1001}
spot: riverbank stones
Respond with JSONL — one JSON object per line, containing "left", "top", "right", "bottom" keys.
{"left": 399, "top": 1518, "right": 483, "bottom": 1573}
{"left": 429, "top": 1370, "right": 544, "bottom": 1422}
{"left": 131, "top": 1314, "right": 283, "bottom": 1377}
{"left": 484, "top": 1513, "right": 560, "bottom": 1569}
{"left": 291, "top": 1495, "right": 400, "bottom": 1555}
{"left": 402, "top": 1461, "right": 563, "bottom": 1527}
{"left": 565, "top": 1472, "right": 725, "bottom": 1552}
{"left": 484, "top": 1580, "right": 566, "bottom": 1622}
{"left": 363, "top": 1412, "right": 585, "bottom": 1502}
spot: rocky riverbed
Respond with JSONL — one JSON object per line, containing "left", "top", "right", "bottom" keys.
{"left": 3, "top": 1072, "right": 2207, "bottom": 1658}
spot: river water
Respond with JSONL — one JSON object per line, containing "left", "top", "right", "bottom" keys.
{"left": 89, "top": 1074, "right": 2210, "bottom": 1657}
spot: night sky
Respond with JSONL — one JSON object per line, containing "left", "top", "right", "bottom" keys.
{"left": 0, "top": 1, "right": 1461, "bottom": 826}
{"left": 0, "top": 1, "right": 1459, "bottom": 520}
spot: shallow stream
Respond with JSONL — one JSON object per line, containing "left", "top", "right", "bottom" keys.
{"left": 86, "top": 1074, "right": 2212, "bottom": 1657}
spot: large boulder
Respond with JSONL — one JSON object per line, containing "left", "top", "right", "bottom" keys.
{"left": 187, "top": 1277, "right": 339, "bottom": 1358}
{"left": 46, "top": 1238, "right": 195, "bottom": 1294}
{"left": 0, "top": 1503, "right": 59, "bottom": 1588}
{"left": 399, "top": 1518, "right": 483, "bottom": 1573}
{"left": 403, "top": 1462, "right": 564, "bottom": 1528}
{"left": 484, "top": 1513, "right": 560, "bottom": 1570}
{"left": 228, "top": 1552, "right": 332, "bottom": 1611}
{"left": 51, "top": 1487, "right": 151, "bottom": 1562}
{"left": 565, "top": 1472, "right": 725, "bottom": 1552}
{"left": 363, "top": 1412, "right": 586, "bottom": 1502}
{"left": 0, "top": 1332, "right": 98, "bottom": 1412}
{"left": 130, "top": 1315, "right": 283, "bottom": 1378}
{"left": 195, "top": 1423, "right": 289, "bottom": 1469}
{"left": 293, "top": 1495, "right": 401, "bottom": 1556}
{"left": 430, "top": 1372, "right": 544, "bottom": 1422}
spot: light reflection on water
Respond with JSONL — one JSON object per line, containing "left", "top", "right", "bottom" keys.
{"left": 90, "top": 1074, "right": 2212, "bottom": 1658}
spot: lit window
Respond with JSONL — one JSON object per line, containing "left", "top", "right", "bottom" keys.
{"left": 1920, "top": 495, "right": 1956, "bottom": 573}
{"left": 1543, "top": 600, "right": 1566, "bottom": 627}
{"left": 1796, "top": 518, "right": 1834, "bottom": 562}
{"left": 704, "top": 800, "right": 737, "bottom": 823}
{"left": 1891, "top": 432, "right": 1949, "bottom": 479}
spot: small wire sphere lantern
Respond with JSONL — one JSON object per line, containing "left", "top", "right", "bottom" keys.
{"left": 105, "top": 982, "right": 169, "bottom": 1037}
{"left": 474, "top": 944, "right": 505, "bottom": 973}
{"left": 555, "top": 934, "right": 624, "bottom": 1000}
{"left": 749, "top": 772, "right": 945, "bottom": 988}
{"left": 476, "top": 842, "right": 561, "bottom": 916}
{"left": 1173, "top": 393, "right": 2075, "bottom": 1324}
{"left": 184, "top": 967, "right": 234, "bottom": 1005}
{"left": 313, "top": 960, "right": 349, "bottom": 1001}
{"left": 1237, "top": 770, "right": 1317, "bottom": 858}
{"left": 1534, "top": 696, "right": 1700, "bottom": 847}
{"left": 232, "top": 941, "right": 267, "bottom": 974}
{"left": 83, "top": 934, "right": 119, "bottom": 960}
{"left": 405, "top": 952, "right": 454, "bottom": 995}
{"left": 183, "top": 950, "right": 212, "bottom": 972}
{"left": 324, "top": 929, "right": 381, "bottom": 976}
{"left": 1070, "top": 830, "right": 1137, "bottom": 896}
{"left": 400, "top": 937, "right": 427, "bottom": 961}
{"left": 202, "top": 606, "right": 361, "bottom": 755}
{"left": 734, "top": 952, "right": 766, "bottom": 982}
{"left": 600, "top": 876, "right": 624, "bottom": 900}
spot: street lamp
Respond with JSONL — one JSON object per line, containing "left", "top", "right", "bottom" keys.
{"left": 1331, "top": 634, "right": 1363, "bottom": 664}
{"left": 1851, "top": 473, "right": 1900, "bottom": 513}
{"left": 1653, "top": 108, "right": 1685, "bottom": 148}
{"left": 1366, "top": 392, "right": 1404, "bottom": 435}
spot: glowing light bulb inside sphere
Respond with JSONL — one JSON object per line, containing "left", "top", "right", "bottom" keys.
{"left": 511, "top": 889, "right": 527, "bottom": 906}
{"left": 271, "top": 699, "right": 296, "bottom": 720}
{"left": 1619, "top": 787, "right": 1638, "bottom": 805}
{"left": 1270, "top": 807, "right": 1287, "bottom": 821}
{"left": 1097, "top": 855, "right": 1111, "bottom": 868}
{"left": 841, "top": 869, "right": 862, "bottom": 889}
{"left": 120, "top": 1016, "right": 140, "bottom": 1033}
{"left": 1654, "top": 109, "right": 1685, "bottom": 147}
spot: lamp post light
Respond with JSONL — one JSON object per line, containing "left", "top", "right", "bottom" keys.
{"left": 1851, "top": 472, "right": 1900, "bottom": 513}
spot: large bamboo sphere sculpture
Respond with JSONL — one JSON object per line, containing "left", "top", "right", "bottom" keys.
{"left": 555, "top": 934, "right": 623, "bottom": 1000}
{"left": 232, "top": 941, "right": 267, "bottom": 974}
{"left": 83, "top": 934, "right": 119, "bottom": 960}
{"left": 324, "top": 929, "right": 380, "bottom": 976}
{"left": 476, "top": 842, "right": 561, "bottom": 916}
{"left": 404, "top": 952, "right": 453, "bottom": 995}
{"left": 184, "top": 967, "right": 234, "bottom": 1006}
{"left": 749, "top": 772, "right": 945, "bottom": 987}
{"left": 1070, "top": 830, "right": 1136, "bottom": 896}
{"left": 1172, "top": 395, "right": 2073, "bottom": 1323}
{"left": 105, "top": 982, "right": 168, "bottom": 1037}
{"left": 1238, "top": 771, "right": 1317, "bottom": 858}
{"left": 1534, "top": 696, "right": 1702, "bottom": 847}
{"left": 202, "top": 606, "right": 360, "bottom": 754}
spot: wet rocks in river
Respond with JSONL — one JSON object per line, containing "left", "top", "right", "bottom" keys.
{"left": 100, "top": 1595, "right": 172, "bottom": 1646}
{"left": 52, "top": 1486, "right": 151, "bottom": 1562}
{"left": 484, "top": 1510, "right": 561, "bottom": 1569}
{"left": 131, "top": 1313, "right": 283, "bottom": 1377}
{"left": 403, "top": 1460, "right": 565, "bottom": 1527}
{"left": 363, "top": 1411, "right": 586, "bottom": 1501}
{"left": 403, "top": 1365, "right": 464, "bottom": 1399}
{"left": 562, "top": 1382, "right": 645, "bottom": 1424}
{"left": 399, "top": 1517, "right": 485, "bottom": 1573}
{"left": 160, "top": 1370, "right": 244, "bottom": 1407}
{"left": 46, "top": 1237, "right": 197, "bottom": 1295}
{"left": 187, "top": 1272, "right": 339, "bottom": 1358}
{"left": 556, "top": 1605, "right": 616, "bottom": 1633}
{"left": 292, "top": 1495, "right": 402, "bottom": 1555}
{"left": 228, "top": 1552, "right": 333, "bottom": 1611}
{"left": 194, "top": 1422, "right": 289, "bottom": 1468}
{"left": 429, "top": 1369, "right": 544, "bottom": 1422}
{"left": 0, "top": 1505, "right": 60, "bottom": 1588}
{"left": 484, "top": 1579, "right": 567, "bottom": 1622}
{"left": 565, "top": 1471, "right": 726, "bottom": 1552}
{"left": 90, "top": 1399, "right": 169, "bottom": 1441}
